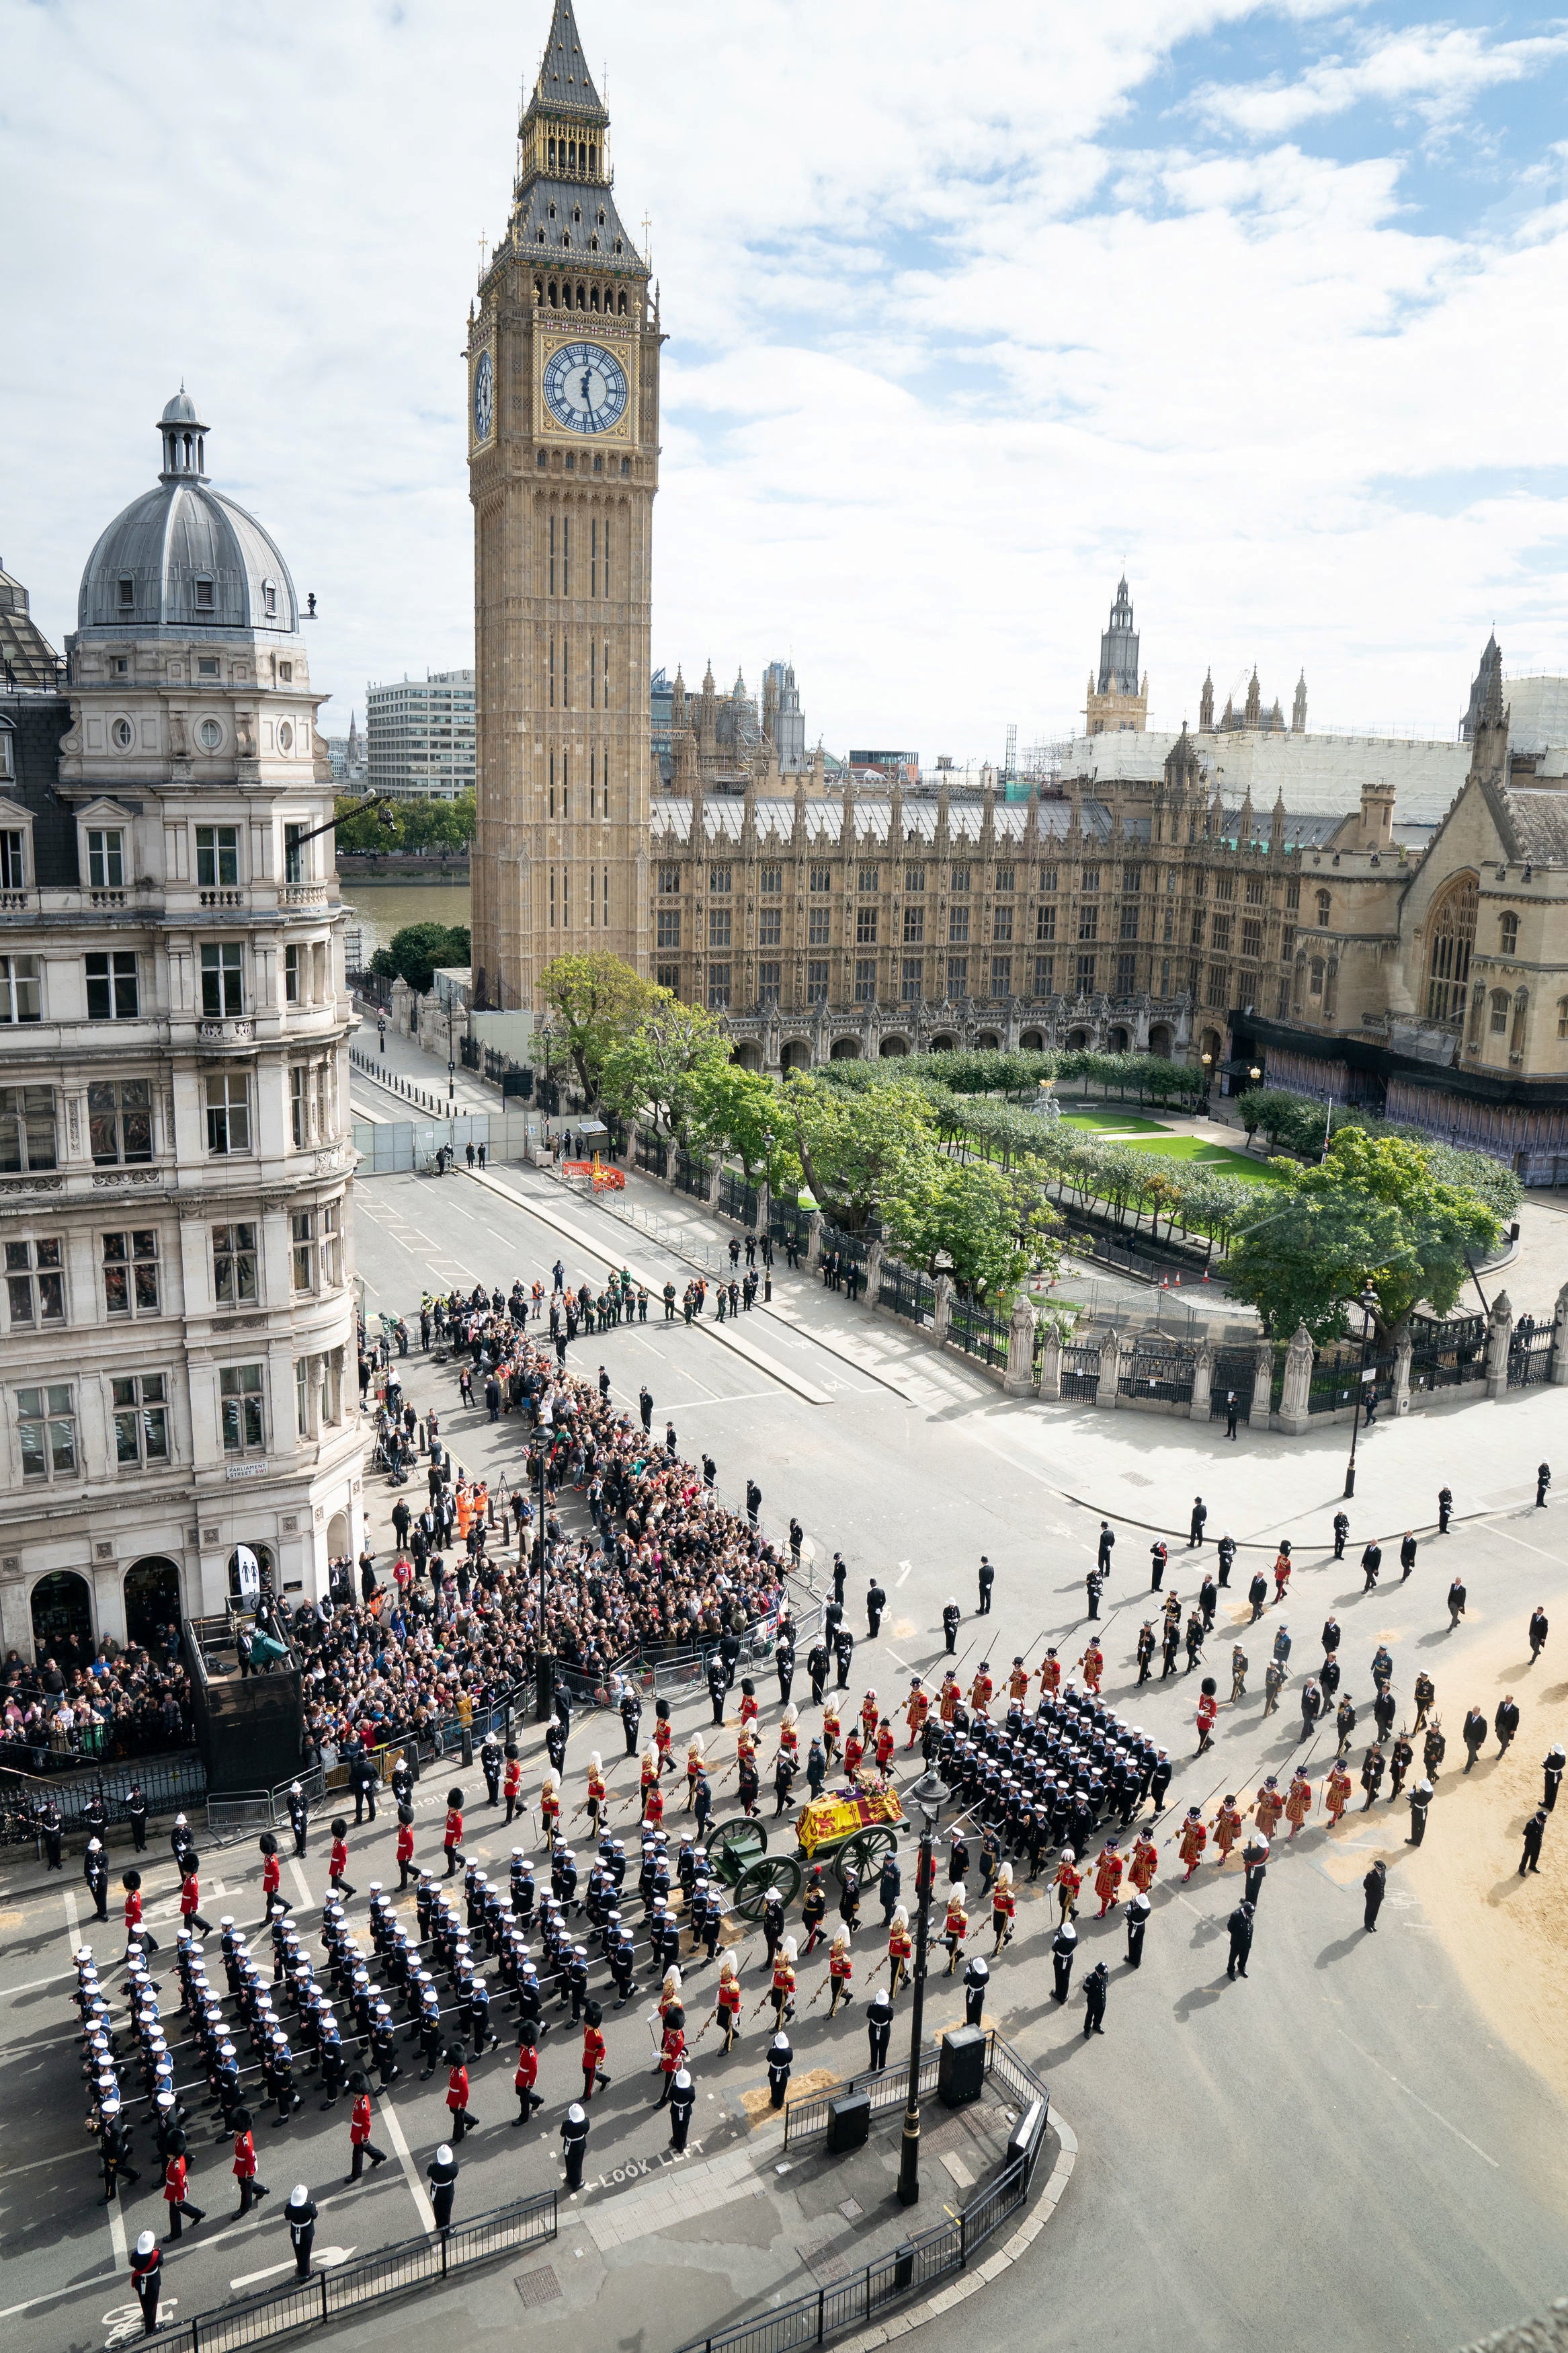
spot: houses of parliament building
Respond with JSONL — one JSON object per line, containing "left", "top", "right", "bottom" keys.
{"left": 470, "top": 3, "right": 1568, "bottom": 1175}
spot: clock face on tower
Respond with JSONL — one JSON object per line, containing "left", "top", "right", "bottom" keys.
{"left": 541, "top": 340, "right": 629, "bottom": 436}
{"left": 472, "top": 349, "right": 494, "bottom": 443}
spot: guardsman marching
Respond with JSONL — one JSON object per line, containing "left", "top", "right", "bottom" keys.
{"left": 990, "top": 1863, "right": 1016, "bottom": 1954}
{"left": 886, "top": 1907, "right": 913, "bottom": 1993}
{"left": 1325, "top": 1762, "right": 1352, "bottom": 1825}
{"left": 942, "top": 1889, "right": 968, "bottom": 1973}
{"left": 1252, "top": 1777, "right": 1284, "bottom": 1840}
{"left": 827, "top": 1930, "right": 854, "bottom": 2016}
{"left": 1210, "top": 1796, "right": 1243, "bottom": 1861}
{"left": 1093, "top": 1839, "right": 1123, "bottom": 1916}
{"left": 714, "top": 1955, "right": 742, "bottom": 2051}
{"left": 1284, "top": 1771, "right": 1313, "bottom": 1839}
{"left": 1055, "top": 1848, "right": 1081, "bottom": 1920}
{"left": 905, "top": 1679, "right": 929, "bottom": 1748}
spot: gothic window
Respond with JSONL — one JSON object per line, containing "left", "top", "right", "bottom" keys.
{"left": 1558, "top": 996, "right": 1568, "bottom": 1039}
{"left": 858, "top": 864, "right": 878, "bottom": 893}
{"left": 1285, "top": 876, "right": 1301, "bottom": 911}
{"left": 1115, "top": 953, "right": 1137, "bottom": 994}
{"left": 1241, "top": 919, "right": 1262, "bottom": 960}
{"left": 1121, "top": 865, "right": 1140, "bottom": 893}
{"left": 809, "top": 866, "right": 831, "bottom": 893}
{"left": 707, "top": 964, "right": 731, "bottom": 1010}
{"left": 708, "top": 908, "right": 731, "bottom": 949}
{"left": 1075, "top": 953, "right": 1096, "bottom": 994}
{"left": 657, "top": 865, "right": 680, "bottom": 893}
{"left": 1081, "top": 865, "right": 1100, "bottom": 892}
{"left": 854, "top": 958, "right": 876, "bottom": 1003}
{"left": 992, "top": 906, "right": 1013, "bottom": 943}
{"left": 759, "top": 865, "right": 782, "bottom": 894}
{"left": 990, "top": 955, "right": 1012, "bottom": 998}
{"left": 1035, "top": 906, "right": 1055, "bottom": 943}
{"left": 1315, "top": 889, "right": 1331, "bottom": 926}
{"left": 1077, "top": 904, "right": 1098, "bottom": 943}
{"left": 1034, "top": 955, "right": 1055, "bottom": 996}
{"left": 901, "top": 959, "right": 923, "bottom": 1004}
{"left": 1309, "top": 959, "right": 1324, "bottom": 998}
{"left": 1214, "top": 871, "right": 1234, "bottom": 902}
{"left": 809, "top": 906, "right": 830, "bottom": 946}
{"left": 708, "top": 865, "right": 731, "bottom": 893}
{"left": 758, "top": 963, "right": 781, "bottom": 1006}
{"left": 1210, "top": 915, "right": 1231, "bottom": 953}
{"left": 759, "top": 907, "right": 781, "bottom": 946}
{"left": 1423, "top": 873, "right": 1477, "bottom": 1023}
{"left": 1245, "top": 876, "right": 1265, "bottom": 905}
{"left": 1499, "top": 911, "right": 1519, "bottom": 956}
{"left": 657, "top": 911, "right": 679, "bottom": 949}
{"left": 950, "top": 865, "right": 970, "bottom": 892}
{"left": 807, "top": 961, "right": 829, "bottom": 1005}
{"left": 903, "top": 907, "right": 924, "bottom": 945}
{"left": 856, "top": 907, "right": 878, "bottom": 945}
{"left": 995, "top": 866, "right": 1015, "bottom": 893}
{"left": 1489, "top": 988, "right": 1510, "bottom": 1035}
{"left": 1039, "top": 866, "right": 1058, "bottom": 892}
{"left": 1118, "top": 903, "right": 1138, "bottom": 941}
{"left": 904, "top": 865, "right": 925, "bottom": 893}
{"left": 948, "top": 906, "right": 969, "bottom": 945}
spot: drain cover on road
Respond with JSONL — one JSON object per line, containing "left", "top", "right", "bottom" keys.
{"left": 514, "top": 2267, "right": 563, "bottom": 2307}
{"left": 839, "top": 2198, "right": 864, "bottom": 2221}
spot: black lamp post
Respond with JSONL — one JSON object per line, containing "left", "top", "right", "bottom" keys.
{"left": 897, "top": 1769, "right": 946, "bottom": 2208}
{"left": 1342, "top": 1283, "right": 1380, "bottom": 1499}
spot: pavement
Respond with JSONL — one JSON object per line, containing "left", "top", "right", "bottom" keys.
{"left": 7, "top": 1133, "right": 1568, "bottom": 2353}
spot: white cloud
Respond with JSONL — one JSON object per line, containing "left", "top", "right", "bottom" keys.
{"left": 1192, "top": 23, "right": 1568, "bottom": 141}
{"left": 3, "top": 0, "right": 1568, "bottom": 765}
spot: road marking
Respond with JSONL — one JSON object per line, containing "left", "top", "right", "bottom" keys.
{"left": 1487, "top": 1523, "right": 1567, "bottom": 1567}
{"left": 1337, "top": 2030, "right": 1499, "bottom": 2167}
{"left": 375, "top": 2086, "right": 436, "bottom": 2231}
{"left": 63, "top": 1886, "right": 83, "bottom": 1963}
{"left": 106, "top": 2185, "right": 128, "bottom": 2271}
{"left": 897, "top": 1561, "right": 913, "bottom": 1586}
{"left": 231, "top": 2247, "right": 356, "bottom": 2291}
{"left": 289, "top": 1857, "right": 314, "bottom": 1909}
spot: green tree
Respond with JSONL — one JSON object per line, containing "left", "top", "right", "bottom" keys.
{"left": 884, "top": 1158, "right": 1062, "bottom": 1297}
{"left": 1227, "top": 1126, "right": 1501, "bottom": 1341}
{"left": 368, "top": 922, "right": 472, "bottom": 993}
{"left": 536, "top": 952, "right": 659, "bottom": 1101}
{"left": 780, "top": 1074, "right": 939, "bottom": 1233}
{"left": 684, "top": 1062, "right": 786, "bottom": 1177}
{"left": 597, "top": 994, "right": 732, "bottom": 1135}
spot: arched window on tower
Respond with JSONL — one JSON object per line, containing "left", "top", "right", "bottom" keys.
{"left": 1499, "top": 910, "right": 1519, "bottom": 955}
{"left": 577, "top": 281, "right": 587, "bottom": 309}
{"left": 1423, "top": 873, "right": 1477, "bottom": 1025}
{"left": 617, "top": 289, "right": 626, "bottom": 314}
{"left": 1315, "top": 888, "right": 1331, "bottom": 926}
{"left": 1489, "top": 988, "right": 1510, "bottom": 1035}
{"left": 1510, "top": 987, "right": 1528, "bottom": 1058}
{"left": 534, "top": 277, "right": 544, "bottom": 304}
{"left": 548, "top": 278, "right": 558, "bottom": 306}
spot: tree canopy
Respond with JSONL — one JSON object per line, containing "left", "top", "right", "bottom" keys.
{"left": 597, "top": 993, "right": 732, "bottom": 1136}
{"left": 1226, "top": 1125, "right": 1502, "bottom": 1341}
{"left": 368, "top": 922, "right": 472, "bottom": 994}
{"left": 536, "top": 952, "right": 661, "bottom": 1101}
{"left": 335, "top": 793, "right": 474, "bottom": 856}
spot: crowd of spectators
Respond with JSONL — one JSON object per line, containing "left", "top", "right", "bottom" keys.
{"left": 289, "top": 1285, "right": 796, "bottom": 1765}
{"left": 0, "top": 1638, "right": 191, "bottom": 1766}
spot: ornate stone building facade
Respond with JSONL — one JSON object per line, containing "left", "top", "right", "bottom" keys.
{"left": 0, "top": 396, "right": 361, "bottom": 1663}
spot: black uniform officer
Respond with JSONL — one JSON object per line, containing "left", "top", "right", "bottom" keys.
{"left": 127, "top": 1784, "right": 149, "bottom": 1852}
{"left": 866, "top": 1989, "right": 893, "bottom": 2072}
{"left": 942, "top": 1601, "right": 962, "bottom": 1654}
{"left": 481, "top": 1734, "right": 503, "bottom": 1807}
{"left": 1362, "top": 1860, "right": 1387, "bottom": 1931}
{"left": 962, "top": 1954, "right": 989, "bottom": 2028}
{"left": 285, "top": 2184, "right": 318, "bottom": 2279}
{"left": 1125, "top": 1888, "right": 1150, "bottom": 1967}
{"left": 667, "top": 2065, "right": 696, "bottom": 2153}
{"left": 1226, "top": 1901, "right": 1254, "bottom": 1979}
{"left": 767, "top": 2031, "right": 793, "bottom": 2109}
{"left": 1082, "top": 1960, "right": 1108, "bottom": 2036}
{"left": 1050, "top": 1921, "right": 1077, "bottom": 2003}
{"left": 622, "top": 1685, "right": 645, "bottom": 1755}
{"left": 288, "top": 1782, "right": 309, "bottom": 1856}
{"left": 427, "top": 2143, "right": 459, "bottom": 2233}
{"left": 977, "top": 1556, "right": 995, "bottom": 1613}
{"left": 866, "top": 1579, "right": 886, "bottom": 1637}
{"left": 1544, "top": 1744, "right": 1565, "bottom": 1812}
{"left": 561, "top": 2102, "right": 589, "bottom": 2190}
{"left": 131, "top": 2229, "right": 162, "bottom": 2338}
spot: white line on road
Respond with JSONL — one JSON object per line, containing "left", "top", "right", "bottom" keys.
{"left": 289, "top": 1856, "right": 314, "bottom": 1909}
{"left": 63, "top": 1886, "right": 81, "bottom": 1963}
{"left": 375, "top": 2086, "right": 436, "bottom": 2231}
{"left": 1487, "top": 1523, "right": 1567, "bottom": 1567}
{"left": 1337, "top": 2030, "right": 1499, "bottom": 2167}
{"left": 897, "top": 1560, "right": 913, "bottom": 1585}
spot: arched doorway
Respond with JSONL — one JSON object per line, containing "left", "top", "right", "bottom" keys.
{"left": 326, "top": 1511, "right": 350, "bottom": 1558}
{"left": 975, "top": 1031, "right": 1000, "bottom": 1051}
{"left": 1066, "top": 1027, "right": 1091, "bottom": 1049}
{"left": 228, "top": 1542, "right": 275, "bottom": 1603}
{"left": 1107, "top": 1025, "right": 1130, "bottom": 1051}
{"left": 1147, "top": 1023, "right": 1173, "bottom": 1059}
{"left": 829, "top": 1037, "right": 860, "bottom": 1060}
{"left": 878, "top": 1036, "right": 909, "bottom": 1058}
{"left": 780, "top": 1041, "right": 811, "bottom": 1073}
{"left": 31, "top": 1570, "right": 93, "bottom": 1669}
{"left": 730, "top": 1041, "right": 761, "bottom": 1071}
{"left": 1200, "top": 1027, "right": 1224, "bottom": 1065}
{"left": 929, "top": 1033, "right": 956, "bottom": 1053}
{"left": 1019, "top": 1030, "right": 1044, "bottom": 1051}
{"left": 124, "top": 1558, "right": 182, "bottom": 1652}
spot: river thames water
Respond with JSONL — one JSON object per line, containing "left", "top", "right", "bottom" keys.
{"left": 339, "top": 877, "right": 471, "bottom": 961}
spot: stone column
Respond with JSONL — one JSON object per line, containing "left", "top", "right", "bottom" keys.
{"left": 1274, "top": 1322, "right": 1313, "bottom": 1434}
{"left": 807, "top": 1211, "right": 825, "bottom": 1271}
{"left": 1038, "top": 1325, "right": 1062, "bottom": 1400}
{"left": 1393, "top": 1324, "right": 1413, "bottom": 1416}
{"left": 864, "top": 1239, "right": 884, "bottom": 1308}
{"left": 757, "top": 1178, "right": 772, "bottom": 1238}
{"left": 933, "top": 1273, "right": 954, "bottom": 1346}
{"left": 1552, "top": 1279, "right": 1568, "bottom": 1385}
{"left": 1189, "top": 1343, "right": 1213, "bottom": 1423}
{"left": 1485, "top": 1290, "right": 1514, "bottom": 1401}
{"left": 1004, "top": 1298, "right": 1038, "bottom": 1396}
{"left": 1248, "top": 1337, "right": 1274, "bottom": 1430}
{"left": 1096, "top": 1326, "right": 1122, "bottom": 1407}
{"left": 706, "top": 1162, "right": 723, "bottom": 1211}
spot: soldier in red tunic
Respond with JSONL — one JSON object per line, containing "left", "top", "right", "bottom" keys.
{"left": 905, "top": 1681, "right": 929, "bottom": 1747}
{"left": 1093, "top": 1839, "right": 1124, "bottom": 1916}
{"left": 1178, "top": 1806, "right": 1208, "bottom": 1881}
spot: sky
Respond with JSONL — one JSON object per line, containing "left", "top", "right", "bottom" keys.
{"left": 5, "top": 0, "right": 1568, "bottom": 766}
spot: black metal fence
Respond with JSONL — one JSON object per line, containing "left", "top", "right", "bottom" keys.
{"left": 819, "top": 1222, "right": 868, "bottom": 1272}
{"left": 1209, "top": 1347, "right": 1256, "bottom": 1421}
{"left": 0, "top": 1749, "right": 206, "bottom": 1845}
{"left": 673, "top": 1150, "right": 711, "bottom": 1201}
{"left": 770, "top": 1199, "right": 812, "bottom": 1257}
{"left": 1118, "top": 1339, "right": 1196, "bottom": 1406}
{"left": 1061, "top": 1340, "right": 1102, "bottom": 1402}
{"left": 686, "top": 2036, "right": 1050, "bottom": 2353}
{"left": 948, "top": 1298, "right": 1009, "bottom": 1370}
{"left": 879, "top": 1259, "right": 936, "bottom": 1326}
{"left": 1508, "top": 1320, "right": 1555, "bottom": 1388}
{"left": 149, "top": 2188, "right": 557, "bottom": 2352}
{"left": 636, "top": 1130, "right": 666, "bottom": 1174}
{"left": 1408, "top": 1312, "right": 1486, "bottom": 1395}
{"left": 717, "top": 1170, "right": 759, "bottom": 1228}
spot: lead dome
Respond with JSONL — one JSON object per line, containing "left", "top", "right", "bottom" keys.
{"left": 77, "top": 392, "right": 299, "bottom": 637}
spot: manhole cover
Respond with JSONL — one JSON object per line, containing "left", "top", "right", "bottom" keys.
{"left": 514, "top": 2268, "right": 562, "bottom": 2308}
{"left": 839, "top": 2198, "right": 863, "bottom": 2221}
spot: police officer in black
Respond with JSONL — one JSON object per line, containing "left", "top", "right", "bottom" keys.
{"left": 942, "top": 1601, "right": 961, "bottom": 1654}
{"left": 977, "top": 1556, "right": 995, "bottom": 1614}
{"left": 834, "top": 1627, "right": 854, "bottom": 1690}
{"left": 1125, "top": 1888, "right": 1150, "bottom": 1967}
{"left": 285, "top": 2184, "right": 318, "bottom": 2279}
{"left": 767, "top": 2031, "right": 792, "bottom": 2109}
{"left": 1226, "top": 1901, "right": 1253, "bottom": 1980}
{"left": 866, "top": 1578, "right": 886, "bottom": 1638}
{"left": 1438, "top": 1486, "right": 1454, "bottom": 1533}
{"left": 962, "top": 1954, "right": 989, "bottom": 2028}
{"left": 776, "top": 1634, "right": 795, "bottom": 1708}
{"left": 866, "top": 1989, "right": 893, "bottom": 2072}
{"left": 1083, "top": 1960, "right": 1108, "bottom": 2036}
{"left": 85, "top": 1839, "right": 110, "bottom": 1921}
{"left": 667, "top": 2065, "right": 696, "bottom": 2153}
{"left": 481, "top": 1733, "right": 503, "bottom": 1807}
{"left": 807, "top": 1641, "right": 829, "bottom": 1704}
{"left": 126, "top": 1783, "right": 149, "bottom": 1853}
{"left": 562, "top": 2102, "right": 589, "bottom": 2188}
{"left": 427, "top": 2143, "right": 459, "bottom": 2233}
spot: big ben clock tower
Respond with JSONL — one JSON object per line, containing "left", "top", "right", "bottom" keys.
{"left": 468, "top": 0, "right": 659, "bottom": 1011}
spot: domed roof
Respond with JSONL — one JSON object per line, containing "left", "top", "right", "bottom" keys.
{"left": 77, "top": 395, "right": 298, "bottom": 638}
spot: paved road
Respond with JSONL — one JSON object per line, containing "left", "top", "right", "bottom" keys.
{"left": 8, "top": 1161, "right": 1566, "bottom": 2353}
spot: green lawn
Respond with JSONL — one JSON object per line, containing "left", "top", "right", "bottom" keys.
{"left": 1057, "top": 1109, "right": 1171, "bottom": 1134}
{"left": 1120, "top": 1135, "right": 1290, "bottom": 1183}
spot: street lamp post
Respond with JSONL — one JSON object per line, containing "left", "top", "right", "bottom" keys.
{"left": 1342, "top": 1283, "right": 1380, "bottom": 1500}
{"left": 897, "top": 1770, "right": 946, "bottom": 2208}
{"left": 1200, "top": 1051, "right": 1214, "bottom": 1112}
